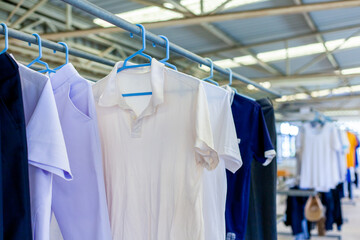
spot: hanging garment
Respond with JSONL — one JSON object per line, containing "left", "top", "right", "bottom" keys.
{"left": 0, "top": 53, "right": 32, "bottom": 240}
{"left": 202, "top": 82, "right": 242, "bottom": 240}
{"left": 92, "top": 59, "right": 219, "bottom": 240}
{"left": 337, "top": 129, "right": 350, "bottom": 182}
{"left": 225, "top": 93, "right": 275, "bottom": 240}
{"left": 346, "top": 169, "right": 354, "bottom": 199}
{"left": 320, "top": 191, "right": 335, "bottom": 231}
{"left": 332, "top": 183, "right": 343, "bottom": 230}
{"left": 16, "top": 58, "right": 72, "bottom": 240}
{"left": 346, "top": 131, "right": 358, "bottom": 168}
{"left": 245, "top": 98, "right": 277, "bottom": 240}
{"left": 297, "top": 122, "right": 341, "bottom": 192}
{"left": 284, "top": 187, "right": 309, "bottom": 236}
{"left": 49, "top": 63, "right": 112, "bottom": 240}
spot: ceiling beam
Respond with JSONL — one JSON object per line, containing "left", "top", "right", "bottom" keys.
{"left": 198, "top": 24, "right": 360, "bottom": 56}
{"left": 294, "top": 29, "right": 360, "bottom": 74}
{"left": 0, "top": 1, "right": 167, "bottom": 60}
{"left": 131, "top": 0, "right": 187, "bottom": 15}
{"left": 160, "top": 0, "right": 284, "bottom": 76}
{"left": 6, "top": 0, "right": 25, "bottom": 24}
{"left": 252, "top": 72, "right": 360, "bottom": 82}
{"left": 294, "top": 0, "right": 340, "bottom": 71}
{"left": 66, "top": 5, "right": 72, "bottom": 30}
{"left": 10, "top": 0, "right": 48, "bottom": 28}
{"left": 208, "top": 0, "right": 234, "bottom": 15}
{"left": 278, "top": 93, "right": 360, "bottom": 105}
{"left": 40, "top": 0, "right": 360, "bottom": 39}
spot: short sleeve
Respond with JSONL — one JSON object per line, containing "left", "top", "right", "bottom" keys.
{"left": 251, "top": 105, "right": 275, "bottom": 166}
{"left": 194, "top": 83, "right": 219, "bottom": 170}
{"left": 215, "top": 92, "right": 242, "bottom": 173}
{"left": 27, "top": 80, "right": 72, "bottom": 180}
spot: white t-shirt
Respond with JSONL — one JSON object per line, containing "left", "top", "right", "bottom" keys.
{"left": 17, "top": 62, "right": 72, "bottom": 240}
{"left": 202, "top": 82, "right": 242, "bottom": 240}
{"left": 92, "top": 59, "right": 219, "bottom": 240}
{"left": 297, "top": 122, "right": 341, "bottom": 192}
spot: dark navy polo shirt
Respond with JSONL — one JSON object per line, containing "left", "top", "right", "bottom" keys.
{"left": 225, "top": 93, "right": 275, "bottom": 240}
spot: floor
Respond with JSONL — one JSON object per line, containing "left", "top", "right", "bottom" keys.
{"left": 277, "top": 188, "right": 360, "bottom": 240}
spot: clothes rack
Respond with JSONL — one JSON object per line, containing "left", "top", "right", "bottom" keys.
{"left": 1, "top": 0, "right": 281, "bottom": 97}
{"left": 60, "top": 0, "right": 281, "bottom": 97}
{"left": 0, "top": 26, "right": 115, "bottom": 67}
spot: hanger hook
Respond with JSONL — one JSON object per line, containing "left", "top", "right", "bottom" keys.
{"left": 226, "top": 68, "right": 233, "bottom": 86}
{"left": 29, "top": 33, "right": 43, "bottom": 59}
{"left": 205, "top": 58, "right": 213, "bottom": 80}
{"left": 58, "top": 42, "right": 69, "bottom": 64}
{"left": 136, "top": 24, "right": 146, "bottom": 53}
{"left": 159, "top": 35, "right": 170, "bottom": 62}
{"left": 0, "top": 23, "right": 8, "bottom": 54}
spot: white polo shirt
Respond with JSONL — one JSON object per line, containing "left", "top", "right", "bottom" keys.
{"left": 93, "top": 59, "right": 219, "bottom": 240}
{"left": 17, "top": 62, "right": 72, "bottom": 240}
{"left": 202, "top": 82, "right": 242, "bottom": 240}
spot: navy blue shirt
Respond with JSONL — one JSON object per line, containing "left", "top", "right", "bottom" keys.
{"left": 225, "top": 93, "right": 275, "bottom": 240}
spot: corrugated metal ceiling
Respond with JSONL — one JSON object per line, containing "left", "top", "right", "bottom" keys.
{"left": 4, "top": 0, "right": 360, "bottom": 103}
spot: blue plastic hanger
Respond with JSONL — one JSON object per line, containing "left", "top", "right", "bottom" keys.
{"left": 227, "top": 67, "right": 238, "bottom": 93}
{"left": 53, "top": 42, "right": 69, "bottom": 71}
{"left": 117, "top": 24, "right": 153, "bottom": 97}
{"left": 310, "top": 111, "right": 325, "bottom": 126}
{"left": 0, "top": 23, "right": 8, "bottom": 55}
{"left": 117, "top": 24, "right": 152, "bottom": 73}
{"left": 202, "top": 58, "right": 219, "bottom": 86}
{"left": 158, "top": 35, "right": 177, "bottom": 70}
{"left": 27, "top": 33, "right": 55, "bottom": 74}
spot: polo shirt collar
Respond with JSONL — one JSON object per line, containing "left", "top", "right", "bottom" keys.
{"left": 98, "top": 58, "right": 165, "bottom": 112}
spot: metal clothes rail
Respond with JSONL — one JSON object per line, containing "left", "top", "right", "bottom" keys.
{"left": 0, "top": 26, "right": 115, "bottom": 67}
{"left": 59, "top": 0, "right": 281, "bottom": 98}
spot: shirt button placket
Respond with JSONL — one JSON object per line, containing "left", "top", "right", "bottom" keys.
{"left": 131, "top": 118, "right": 142, "bottom": 138}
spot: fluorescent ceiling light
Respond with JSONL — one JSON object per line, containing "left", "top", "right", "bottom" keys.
{"left": 180, "top": 0, "right": 267, "bottom": 15}
{"left": 247, "top": 81, "right": 270, "bottom": 91}
{"left": 233, "top": 55, "right": 258, "bottom": 65}
{"left": 260, "top": 81, "right": 271, "bottom": 89}
{"left": 341, "top": 67, "right": 360, "bottom": 75}
{"left": 247, "top": 84, "right": 256, "bottom": 90}
{"left": 93, "top": 6, "right": 183, "bottom": 26}
{"left": 218, "top": 36, "right": 360, "bottom": 68}
{"left": 213, "top": 59, "right": 240, "bottom": 68}
{"left": 311, "top": 89, "right": 331, "bottom": 98}
{"left": 351, "top": 85, "right": 360, "bottom": 92}
{"left": 163, "top": 3, "right": 175, "bottom": 9}
{"left": 199, "top": 59, "right": 239, "bottom": 72}
{"left": 277, "top": 84, "right": 360, "bottom": 102}
{"left": 198, "top": 64, "right": 211, "bottom": 72}
{"left": 275, "top": 96, "right": 288, "bottom": 102}
{"left": 94, "top": 0, "right": 268, "bottom": 27}
{"left": 332, "top": 86, "right": 351, "bottom": 94}
{"left": 257, "top": 43, "right": 325, "bottom": 62}
{"left": 225, "top": 0, "right": 268, "bottom": 10}
{"left": 274, "top": 93, "right": 309, "bottom": 102}
{"left": 294, "top": 93, "right": 309, "bottom": 100}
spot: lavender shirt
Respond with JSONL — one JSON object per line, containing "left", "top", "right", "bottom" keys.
{"left": 49, "top": 64, "right": 111, "bottom": 240}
